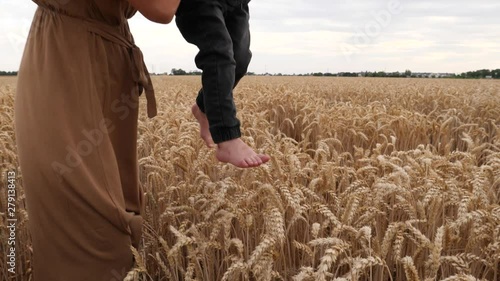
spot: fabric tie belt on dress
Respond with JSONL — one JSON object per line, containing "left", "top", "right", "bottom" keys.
{"left": 41, "top": 6, "right": 158, "bottom": 118}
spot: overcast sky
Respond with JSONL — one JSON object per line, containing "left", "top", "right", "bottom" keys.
{"left": 1, "top": 0, "right": 499, "bottom": 74}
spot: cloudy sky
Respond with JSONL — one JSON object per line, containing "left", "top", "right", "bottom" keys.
{"left": 1, "top": 0, "right": 499, "bottom": 74}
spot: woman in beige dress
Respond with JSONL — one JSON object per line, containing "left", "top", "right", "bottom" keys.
{"left": 14, "top": 1, "right": 179, "bottom": 280}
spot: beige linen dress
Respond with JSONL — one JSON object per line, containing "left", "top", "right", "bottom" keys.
{"left": 14, "top": 1, "right": 157, "bottom": 280}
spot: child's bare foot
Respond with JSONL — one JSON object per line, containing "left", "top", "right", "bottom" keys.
{"left": 216, "top": 138, "right": 270, "bottom": 168}
{"left": 192, "top": 104, "right": 215, "bottom": 148}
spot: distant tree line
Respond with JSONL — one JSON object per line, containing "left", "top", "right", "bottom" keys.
{"left": 457, "top": 69, "right": 500, "bottom": 79}
{"left": 256, "top": 70, "right": 418, "bottom": 78}
{"left": 247, "top": 69, "right": 500, "bottom": 79}
{"left": 0, "top": 71, "right": 17, "bottom": 76}
{"left": 2, "top": 69, "right": 499, "bottom": 79}
{"left": 169, "top": 68, "right": 202, "bottom": 76}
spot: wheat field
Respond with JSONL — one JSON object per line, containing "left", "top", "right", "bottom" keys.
{"left": 1, "top": 76, "right": 499, "bottom": 281}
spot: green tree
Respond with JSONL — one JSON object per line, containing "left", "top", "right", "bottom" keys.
{"left": 492, "top": 69, "right": 500, "bottom": 79}
{"left": 0, "top": 71, "right": 17, "bottom": 76}
{"left": 171, "top": 68, "right": 187, "bottom": 75}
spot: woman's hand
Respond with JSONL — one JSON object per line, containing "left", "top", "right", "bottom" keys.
{"left": 129, "top": 0, "right": 181, "bottom": 24}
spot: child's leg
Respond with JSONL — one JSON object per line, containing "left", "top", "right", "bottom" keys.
{"left": 192, "top": 0, "right": 251, "bottom": 114}
{"left": 176, "top": 0, "right": 269, "bottom": 167}
{"left": 176, "top": 0, "right": 240, "bottom": 143}
{"left": 190, "top": 1, "right": 251, "bottom": 148}
{"left": 191, "top": 102, "right": 214, "bottom": 147}
{"left": 226, "top": 0, "right": 252, "bottom": 88}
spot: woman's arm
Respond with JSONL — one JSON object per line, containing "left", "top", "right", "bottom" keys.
{"left": 129, "top": 0, "right": 181, "bottom": 24}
